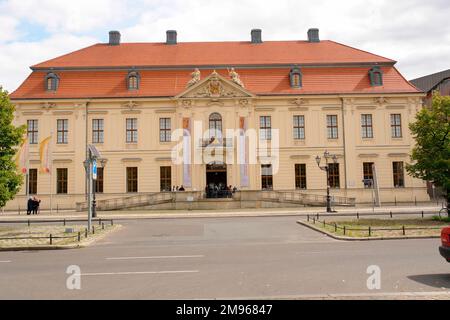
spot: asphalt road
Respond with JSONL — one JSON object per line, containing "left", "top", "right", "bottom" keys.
{"left": 0, "top": 216, "right": 449, "bottom": 299}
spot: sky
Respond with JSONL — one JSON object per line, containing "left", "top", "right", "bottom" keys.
{"left": 0, "top": 0, "right": 449, "bottom": 93}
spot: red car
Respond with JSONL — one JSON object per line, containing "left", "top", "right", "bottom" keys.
{"left": 439, "top": 227, "right": 450, "bottom": 262}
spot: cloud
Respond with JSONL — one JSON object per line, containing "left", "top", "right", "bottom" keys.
{"left": 0, "top": 0, "right": 449, "bottom": 92}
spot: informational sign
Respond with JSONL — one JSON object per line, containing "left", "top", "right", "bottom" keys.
{"left": 92, "top": 160, "right": 97, "bottom": 181}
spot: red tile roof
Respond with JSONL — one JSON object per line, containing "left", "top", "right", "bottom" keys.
{"left": 10, "top": 40, "right": 420, "bottom": 99}
{"left": 11, "top": 67, "right": 419, "bottom": 100}
{"left": 31, "top": 40, "right": 395, "bottom": 69}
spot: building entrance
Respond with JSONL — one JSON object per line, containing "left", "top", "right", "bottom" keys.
{"left": 205, "top": 163, "right": 230, "bottom": 198}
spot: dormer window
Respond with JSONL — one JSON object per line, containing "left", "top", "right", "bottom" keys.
{"left": 289, "top": 67, "right": 302, "bottom": 88}
{"left": 45, "top": 72, "right": 59, "bottom": 91}
{"left": 127, "top": 71, "right": 140, "bottom": 90}
{"left": 369, "top": 66, "right": 383, "bottom": 86}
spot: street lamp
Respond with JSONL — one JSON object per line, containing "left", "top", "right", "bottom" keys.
{"left": 316, "top": 150, "right": 338, "bottom": 213}
{"left": 92, "top": 158, "right": 108, "bottom": 218}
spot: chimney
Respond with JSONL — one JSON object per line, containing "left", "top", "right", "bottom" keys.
{"left": 307, "top": 28, "right": 320, "bottom": 43}
{"left": 166, "top": 30, "right": 177, "bottom": 45}
{"left": 251, "top": 29, "right": 262, "bottom": 44}
{"left": 109, "top": 31, "right": 121, "bottom": 46}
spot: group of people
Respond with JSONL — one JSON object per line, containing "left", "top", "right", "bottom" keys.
{"left": 26, "top": 196, "right": 41, "bottom": 215}
{"left": 205, "top": 184, "right": 238, "bottom": 199}
{"left": 171, "top": 186, "right": 186, "bottom": 192}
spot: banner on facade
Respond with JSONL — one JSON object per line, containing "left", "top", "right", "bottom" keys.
{"left": 239, "top": 117, "right": 249, "bottom": 188}
{"left": 182, "top": 118, "right": 192, "bottom": 187}
{"left": 39, "top": 136, "right": 52, "bottom": 174}
{"left": 15, "top": 137, "right": 29, "bottom": 174}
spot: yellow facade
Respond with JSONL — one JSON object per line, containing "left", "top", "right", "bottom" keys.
{"left": 7, "top": 73, "right": 429, "bottom": 211}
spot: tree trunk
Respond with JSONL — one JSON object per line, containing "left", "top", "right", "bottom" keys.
{"left": 447, "top": 189, "right": 450, "bottom": 216}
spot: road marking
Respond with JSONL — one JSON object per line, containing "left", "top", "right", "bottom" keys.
{"left": 106, "top": 255, "right": 204, "bottom": 260}
{"left": 0, "top": 261, "right": 11, "bottom": 263}
{"left": 81, "top": 270, "right": 199, "bottom": 276}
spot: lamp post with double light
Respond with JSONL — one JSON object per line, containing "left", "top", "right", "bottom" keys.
{"left": 316, "top": 151, "right": 338, "bottom": 213}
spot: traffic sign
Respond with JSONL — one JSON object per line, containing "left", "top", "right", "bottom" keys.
{"left": 92, "top": 160, "right": 97, "bottom": 180}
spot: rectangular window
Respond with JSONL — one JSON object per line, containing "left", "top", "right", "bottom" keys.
{"left": 327, "top": 115, "right": 338, "bottom": 139}
{"left": 293, "top": 115, "right": 305, "bottom": 140}
{"left": 160, "top": 167, "right": 172, "bottom": 192}
{"left": 361, "top": 114, "right": 374, "bottom": 138}
{"left": 393, "top": 161, "right": 405, "bottom": 188}
{"left": 260, "top": 116, "right": 272, "bottom": 140}
{"left": 328, "top": 163, "right": 340, "bottom": 189}
{"left": 391, "top": 114, "right": 402, "bottom": 138}
{"left": 57, "top": 119, "right": 68, "bottom": 144}
{"left": 261, "top": 164, "right": 273, "bottom": 190}
{"left": 92, "top": 119, "right": 104, "bottom": 144}
{"left": 56, "top": 168, "right": 68, "bottom": 194}
{"left": 295, "top": 164, "right": 307, "bottom": 189}
{"left": 28, "top": 169, "right": 38, "bottom": 195}
{"left": 27, "top": 120, "right": 38, "bottom": 144}
{"left": 363, "top": 162, "right": 374, "bottom": 188}
{"left": 126, "top": 167, "right": 138, "bottom": 193}
{"left": 159, "top": 118, "right": 171, "bottom": 142}
{"left": 126, "top": 118, "right": 138, "bottom": 143}
{"left": 94, "top": 167, "right": 104, "bottom": 193}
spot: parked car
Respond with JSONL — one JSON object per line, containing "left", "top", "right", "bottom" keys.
{"left": 439, "top": 227, "right": 450, "bottom": 262}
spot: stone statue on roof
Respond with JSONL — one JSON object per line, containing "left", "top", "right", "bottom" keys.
{"left": 229, "top": 68, "right": 244, "bottom": 88}
{"left": 187, "top": 68, "right": 201, "bottom": 87}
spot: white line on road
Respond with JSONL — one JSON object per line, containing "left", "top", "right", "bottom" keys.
{"left": 81, "top": 270, "right": 199, "bottom": 276}
{"left": 0, "top": 261, "right": 11, "bottom": 263}
{"left": 106, "top": 255, "right": 204, "bottom": 260}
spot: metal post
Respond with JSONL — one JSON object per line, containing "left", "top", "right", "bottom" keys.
{"left": 87, "top": 161, "right": 93, "bottom": 231}
{"left": 49, "top": 234, "right": 53, "bottom": 245}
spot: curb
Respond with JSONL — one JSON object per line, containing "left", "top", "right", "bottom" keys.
{"left": 0, "top": 225, "right": 122, "bottom": 252}
{"left": 297, "top": 220, "right": 441, "bottom": 241}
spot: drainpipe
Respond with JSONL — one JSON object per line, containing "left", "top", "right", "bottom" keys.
{"left": 341, "top": 97, "right": 348, "bottom": 194}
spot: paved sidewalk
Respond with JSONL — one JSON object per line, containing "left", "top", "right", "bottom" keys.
{"left": 0, "top": 204, "right": 444, "bottom": 221}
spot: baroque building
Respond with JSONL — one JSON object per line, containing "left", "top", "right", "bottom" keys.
{"left": 7, "top": 29, "right": 429, "bottom": 210}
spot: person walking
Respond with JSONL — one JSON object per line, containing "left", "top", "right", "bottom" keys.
{"left": 27, "top": 197, "right": 33, "bottom": 215}
{"left": 32, "top": 197, "right": 41, "bottom": 215}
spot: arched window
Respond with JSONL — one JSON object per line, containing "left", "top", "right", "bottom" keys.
{"left": 289, "top": 67, "right": 302, "bottom": 88}
{"left": 127, "top": 71, "right": 140, "bottom": 90}
{"left": 209, "top": 113, "right": 222, "bottom": 138}
{"left": 369, "top": 67, "right": 383, "bottom": 86}
{"left": 45, "top": 72, "right": 59, "bottom": 91}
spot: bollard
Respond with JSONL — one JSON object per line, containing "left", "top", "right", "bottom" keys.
{"left": 369, "top": 227, "right": 371, "bottom": 237}
{"left": 403, "top": 226, "right": 406, "bottom": 236}
{"left": 390, "top": 211, "right": 393, "bottom": 218}
{"left": 343, "top": 226, "right": 346, "bottom": 236}
{"left": 335, "top": 223, "right": 337, "bottom": 232}
{"left": 92, "top": 226, "right": 95, "bottom": 234}
{"left": 317, "top": 213, "right": 319, "bottom": 220}
{"left": 85, "top": 228, "right": 88, "bottom": 238}
{"left": 111, "top": 220, "right": 114, "bottom": 226}
{"left": 102, "top": 223, "right": 105, "bottom": 230}
{"left": 357, "top": 212, "right": 360, "bottom": 219}
{"left": 422, "top": 211, "right": 424, "bottom": 219}
{"left": 99, "top": 218, "right": 102, "bottom": 226}
{"left": 63, "top": 219, "right": 66, "bottom": 226}
{"left": 78, "top": 232, "right": 81, "bottom": 242}
{"left": 323, "top": 220, "right": 326, "bottom": 228}
{"left": 307, "top": 215, "right": 310, "bottom": 222}
{"left": 313, "top": 217, "right": 316, "bottom": 224}
{"left": 49, "top": 234, "right": 53, "bottom": 245}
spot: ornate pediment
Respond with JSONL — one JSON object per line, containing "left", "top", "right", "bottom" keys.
{"left": 176, "top": 71, "right": 255, "bottom": 99}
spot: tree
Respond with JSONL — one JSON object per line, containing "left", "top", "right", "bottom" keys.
{"left": 0, "top": 87, "right": 26, "bottom": 208}
{"left": 407, "top": 92, "right": 450, "bottom": 214}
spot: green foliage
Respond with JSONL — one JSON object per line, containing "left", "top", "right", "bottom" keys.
{"left": 0, "top": 87, "right": 26, "bottom": 208}
{"left": 407, "top": 92, "right": 450, "bottom": 198}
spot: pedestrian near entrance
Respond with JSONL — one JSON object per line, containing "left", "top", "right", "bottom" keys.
{"left": 32, "top": 196, "right": 41, "bottom": 215}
